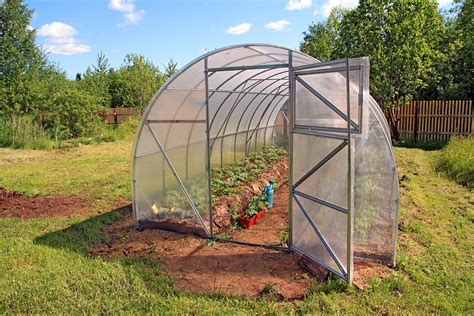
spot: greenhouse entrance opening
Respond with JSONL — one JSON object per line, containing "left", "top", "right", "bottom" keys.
{"left": 131, "top": 44, "right": 399, "bottom": 284}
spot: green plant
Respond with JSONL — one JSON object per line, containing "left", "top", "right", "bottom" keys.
{"left": 243, "top": 194, "right": 266, "bottom": 220}
{"left": 278, "top": 230, "right": 289, "bottom": 246}
{"left": 0, "top": 115, "right": 54, "bottom": 149}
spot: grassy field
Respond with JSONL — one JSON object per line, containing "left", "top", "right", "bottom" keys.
{"left": 0, "top": 140, "right": 472, "bottom": 314}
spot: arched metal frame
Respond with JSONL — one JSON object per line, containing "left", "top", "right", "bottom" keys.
{"left": 131, "top": 44, "right": 400, "bottom": 283}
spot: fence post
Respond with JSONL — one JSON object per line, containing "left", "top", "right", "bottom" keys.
{"left": 413, "top": 98, "right": 419, "bottom": 142}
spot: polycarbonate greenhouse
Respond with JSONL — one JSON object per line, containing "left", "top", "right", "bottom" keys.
{"left": 131, "top": 44, "right": 399, "bottom": 283}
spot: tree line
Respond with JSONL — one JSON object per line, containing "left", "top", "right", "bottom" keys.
{"left": 0, "top": 0, "right": 176, "bottom": 141}
{"left": 299, "top": 0, "right": 472, "bottom": 139}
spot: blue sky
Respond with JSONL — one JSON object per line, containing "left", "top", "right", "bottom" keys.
{"left": 25, "top": 0, "right": 453, "bottom": 78}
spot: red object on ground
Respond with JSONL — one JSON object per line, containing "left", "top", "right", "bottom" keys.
{"left": 255, "top": 208, "right": 266, "bottom": 221}
{"left": 239, "top": 208, "right": 266, "bottom": 229}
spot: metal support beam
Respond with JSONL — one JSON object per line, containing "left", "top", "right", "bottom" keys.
{"left": 292, "top": 128, "right": 349, "bottom": 141}
{"left": 204, "top": 58, "right": 213, "bottom": 238}
{"left": 293, "top": 190, "right": 348, "bottom": 215}
{"left": 294, "top": 65, "right": 360, "bottom": 76}
{"left": 345, "top": 57, "right": 354, "bottom": 283}
{"left": 208, "top": 63, "right": 289, "bottom": 72}
{"left": 147, "top": 119, "right": 206, "bottom": 123}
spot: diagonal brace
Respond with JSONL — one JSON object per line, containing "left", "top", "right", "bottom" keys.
{"left": 293, "top": 140, "right": 348, "bottom": 189}
{"left": 146, "top": 123, "right": 210, "bottom": 236}
{"left": 295, "top": 76, "right": 358, "bottom": 130}
{"left": 292, "top": 194, "right": 347, "bottom": 277}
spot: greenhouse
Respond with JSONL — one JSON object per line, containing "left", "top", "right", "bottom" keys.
{"left": 131, "top": 44, "right": 399, "bottom": 283}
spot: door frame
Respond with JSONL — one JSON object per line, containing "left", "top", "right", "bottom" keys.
{"left": 288, "top": 56, "right": 363, "bottom": 283}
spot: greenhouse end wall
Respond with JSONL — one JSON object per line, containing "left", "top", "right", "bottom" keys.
{"left": 131, "top": 44, "right": 399, "bottom": 279}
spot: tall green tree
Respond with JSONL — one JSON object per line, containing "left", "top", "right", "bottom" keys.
{"left": 0, "top": 0, "right": 45, "bottom": 114}
{"left": 301, "top": 0, "right": 445, "bottom": 139}
{"left": 300, "top": 7, "right": 344, "bottom": 61}
{"left": 80, "top": 52, "right": 112, "bottom": 107}
{"left": 109, "top": 54, "right": 177, "bottom": 110}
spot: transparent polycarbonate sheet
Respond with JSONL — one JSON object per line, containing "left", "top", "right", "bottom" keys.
{"left": 293, "top": 194, "right": 348, "bottom": 274}
{"left": 293, "top": 134, "right": 348, "bottom": 209}
{"left": 292, "top": 131, "right": 349, "bottom": 275}
{"left": 294, "top": 78, "right": 347, "bottom": 129}
{"left": 352, "top": 104, "right": 399, "bottom": 265}
{"left": 134, "top": 150, "right": 209, "bottom": 237}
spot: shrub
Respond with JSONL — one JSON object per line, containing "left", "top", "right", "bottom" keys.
{"left": 437, "top": 137, "right": 474, "bottom": 188}
{"left": 0, "top": 115, "right": 54, "bottom": 149}
{"left": 43, "top": 88, "right": 106, "bottom": 140}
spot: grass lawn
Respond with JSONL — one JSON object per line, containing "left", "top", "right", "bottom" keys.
{"left": 0, "top": 141, "right": 472, "bottom": 313}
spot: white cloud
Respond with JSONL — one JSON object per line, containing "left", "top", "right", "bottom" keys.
{"left": 285, "top": 0, "right": 312, "bottom": 11}
{"left": 37, "top": 22, "right": 77, "bottom": 43}
{"left": 438, "top": 0, "right": 453, "bottom": 7}
{"left": 42, "top": 43, "right": 91, "bottom": 56}
{"left": 226, "top": 23, "right": 251, "bottom": 35}
{"left": 265, "top": 20, "right": 291, "bottom": 32}
{"left": 108, "top": 0, "right": 134, "bottom": 12}
{"left": 108, "top": 0, "right": 145, "bottom": 26}
{"left": 37, "top": 22, "right": 90, "bottom": 56}
{"left": 317, "top": 0, "right": 358, "bottom": 17}
{"left": 121, "top": 9, "right": 145, "bottom": 26}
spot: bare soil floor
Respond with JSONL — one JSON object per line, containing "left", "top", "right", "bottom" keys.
{"left": 229, "top": 183, "right": 289, "bottom": 246}
{"left": 0, "top": 187, "right": 89, "bottom": 218}
{"left": 89, "top": 211, "right": 313, "bottom": 300}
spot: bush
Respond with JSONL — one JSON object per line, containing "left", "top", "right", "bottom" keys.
{"left": 0, "top": 115, "right": 54, "bottom": 150}
{"left": 437, "top": 137, "right": 474, "bottom": 188}
{"left": 43, "top": 88, "right": 106, "bottom": 140}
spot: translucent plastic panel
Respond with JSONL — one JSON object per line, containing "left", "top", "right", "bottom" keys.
{"left": 135, "top": 151, "right": 208, "bottom": 237}
{"left": 293, "top": 133, "right": 348, "bottom": 209}
{"left": 135, "top": 124, "right": 160, "bottom": 157}
{"left": 168, "top": 60, "right": 205, "bottom": 89}
{"left": 234, "top": 133, "right": 247, "bottom": 161}
{"left": 353, "top": 105, "right": 399, "bottom": 265}
{"left": 292, "top": 196, "right": 347, "bottom": 275}
{"left": 210, "top": 137, "right": 222, "bottom": 167}
{"left": 147, "top": 89, "right": 205, "bottom": 121}
{"left": 294, "top": 78, "right": 347, "bottom": 129}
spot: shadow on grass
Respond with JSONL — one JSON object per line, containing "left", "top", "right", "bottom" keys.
{"left": 33, "top": 204, "right": 175, "bottom": 294}
{"left": 393, "top": 139, "right": 448, "bottom": 151}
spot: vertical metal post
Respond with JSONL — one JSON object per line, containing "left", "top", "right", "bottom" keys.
{"left": 345, "top": 57, "right": 354, "bottom": 283}
{"left": 204, "top": 57, "right": 213, "bottom": 237}
{"left": 288, "top": 50, "right": 294, "bottom": 249}
{"left": 414, "top": 97, "right": 419, "bottom": 142}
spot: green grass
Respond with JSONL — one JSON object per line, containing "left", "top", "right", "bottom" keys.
{"left": 0, "top": 139, "right": 132, "bottom": 200}
{"left": 436, "top": 137, "right": 474, "bottom": 188}
{"left": 0, "top": 141, "right": 472, "bottom": 313}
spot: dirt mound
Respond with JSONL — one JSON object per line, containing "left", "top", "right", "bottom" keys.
{"left": 0, "top": 187, "right": 88, "bottom": 218}
{"left": 89, "top": 211, "right": 312, "bottom": 300}
{"left": 353, "top": 259, "right": 393, "bottom": 289}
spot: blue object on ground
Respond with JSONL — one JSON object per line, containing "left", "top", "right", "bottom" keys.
{"left": 263, "top": 180, "right": 275, "bottom": 209}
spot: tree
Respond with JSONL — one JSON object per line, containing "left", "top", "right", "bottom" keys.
{"left": 447, "top": 0, "right": 473, "bottom": 98}
{"left": 80, "top": 52, "right": 112, "bottom": 107}
{"left": 0, "top": 0, "right": 45, "bottom": 115}
{"left": 300, "top": 7, "right": 344, "bottom": 61}
{"left": 109, "top": 53, "right": 161, "bottom": 109}
{"left": 301, "top": 0, "right": 445, "bottom": 139}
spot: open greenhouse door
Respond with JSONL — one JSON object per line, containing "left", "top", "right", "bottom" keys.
{"left": 289, "top": 57, "right": 368, "bottom": 283}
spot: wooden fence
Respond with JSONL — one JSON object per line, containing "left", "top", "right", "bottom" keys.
{"left": 101, "top": 107, "right": 140, "bottom": 124}
{"left": 389, "top": 99, "right": 473, "bottom": 142}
